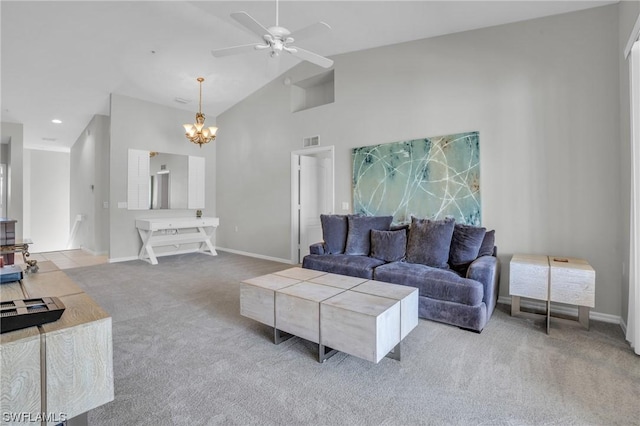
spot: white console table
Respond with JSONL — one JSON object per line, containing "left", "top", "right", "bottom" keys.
{"left": 135, "top": 217, "right": 219, "bottom": 265}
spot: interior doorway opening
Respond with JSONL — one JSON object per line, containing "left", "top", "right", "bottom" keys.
{"left": 291, "top": 146, "right": 335, "bottom": 264}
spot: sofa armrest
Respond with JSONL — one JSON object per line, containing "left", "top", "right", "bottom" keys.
{"left": 309, "top": 242, "right": 326, "bottom": 255}
{"left": 466, "top": 255, "right": 501, "bottom": 318}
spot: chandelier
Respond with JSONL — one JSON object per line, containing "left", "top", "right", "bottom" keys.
{"left": 183, "top": 77, "right": 218, "bottom": 147}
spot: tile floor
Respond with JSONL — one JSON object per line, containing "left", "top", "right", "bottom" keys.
{"left": 14, "top": 249, "right": 108, "bottom": 270}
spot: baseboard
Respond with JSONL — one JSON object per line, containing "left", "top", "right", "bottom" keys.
{"left": 79, "top": 246, "right": 107, "bottom": 256}
{"left": 620, "top": 317, "right": 628, "bottom": 335}
{"left": 497, "top": 296, "right": 623, "bottom": 326}
{"left": 108, "top": 256, "right": 139, "bottom": 263}
{"left": 215, "top": 247, "right": 294, "bottom": 265}
{"left": 109, "top": 248, "right": 213, "bottom": 264}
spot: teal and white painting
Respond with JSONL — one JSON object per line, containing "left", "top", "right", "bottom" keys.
{"left": 352, "top": 131, "right": 481, "bottom": 225}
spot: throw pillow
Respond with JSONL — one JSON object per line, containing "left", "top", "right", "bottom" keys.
{"left": 449, "top": 223, "right": 486, "bottom": 274}
{"left": 370, "top": 229, "right": 407, "bottom": 262}
{"left": 406, "top": 216, "right": 455, "bottom": 268}
{"left": 344, "top": 215, "right": 393, "bottom": 256}
{"left": 320, "top": 214, "right": 348, "bottom": 254}
{"left": 477, "top": 229, "right": 496, "bottom": 257}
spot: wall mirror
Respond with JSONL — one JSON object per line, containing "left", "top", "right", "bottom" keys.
{"left": 127, "top": 149, "right": 205, "bottom": 210}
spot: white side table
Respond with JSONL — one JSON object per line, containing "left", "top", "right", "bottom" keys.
{"left": 509, "top": 254, "right": 595, "bottom": 333}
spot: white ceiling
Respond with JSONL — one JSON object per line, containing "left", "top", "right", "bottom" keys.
{"left": 1, "top": 0, "right": 616, "bottom": 151}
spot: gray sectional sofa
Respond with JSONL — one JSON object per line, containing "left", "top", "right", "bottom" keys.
{"left": 302, "top": 215, "right": 500, "bottom": 332}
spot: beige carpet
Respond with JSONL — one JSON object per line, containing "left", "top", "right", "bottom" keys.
{"left": 64, "top": 252, "right": 640, "bottom": 426}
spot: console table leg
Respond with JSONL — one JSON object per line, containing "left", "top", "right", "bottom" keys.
{"left": 578, "top": 306, "right": 590, "bottom": 330}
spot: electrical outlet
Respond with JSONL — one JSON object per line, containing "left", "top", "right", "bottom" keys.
{"left": 235, "top": 226, "right": 238, "bottom": 232}
{"left": 342, "top": 202, "right": 349, "bottom": 211}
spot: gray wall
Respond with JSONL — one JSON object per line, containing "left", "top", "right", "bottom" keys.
{"left": 0, "top": 122, "right": 23, "bottom": 239}
{"left": 25, "top": 149, "right": 70, "bottom": 252}
{"left": 618, "top": 0, "right": 640, "bottom": 328}
{"left": 217, "top": 5, "right": 624, "bottom": 317}
{"left": 109, "top": 94, "right": 217, "bottom": 261}
{"left": 70, "top": 114, "right": 110, "bottom": 255}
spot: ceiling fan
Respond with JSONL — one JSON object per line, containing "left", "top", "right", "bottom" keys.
{"left": 211, "top": 0, "right": 333, "bottom": 69}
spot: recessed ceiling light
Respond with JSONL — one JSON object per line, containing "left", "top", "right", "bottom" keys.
{"left": 42, "top": 137, "right": 57, "bottom": 142}
{"left": 51, "top": 119, "right": 62, "bottom": 124}
{"left": 174, "top": 97, "right": 191, "bottom": 104}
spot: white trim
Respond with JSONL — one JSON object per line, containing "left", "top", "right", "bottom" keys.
{"left": 624, "top": 13, "right": 640, "bottom": 59}
{"left": 108, "top": 255, "right": 139, "bottom": 263}
{"left": 215, "top": 246, "right": 294, "bottom": 265}
{"left": 79, "top": 246, "right": 107, "bottom": 257}
{"left": 290, "top": 145, "right": 335, "bottom": 264}
{"left": 497, "top": 296, "right": 623, "bottom": 326}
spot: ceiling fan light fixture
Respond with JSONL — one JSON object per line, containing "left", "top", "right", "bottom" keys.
{"left": 183, "top": 77, "right": 217, "bottom": 148}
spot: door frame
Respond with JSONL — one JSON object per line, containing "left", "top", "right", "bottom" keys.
{"left": 291, "top": 145, "right": 335, "bottom": 264}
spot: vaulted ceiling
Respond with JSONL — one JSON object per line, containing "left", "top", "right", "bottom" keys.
{"left": 1, "top": 1, "right": 616, "bottom": 151}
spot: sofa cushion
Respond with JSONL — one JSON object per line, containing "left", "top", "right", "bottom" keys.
{"left": 477, "top": 229, "right": 495, "bottom": 257}
{"left": 302, "top": 254, "right": 385, "bottom": 280}
{"left": 344, "top": 215, "right": 393, "bottom": 256}
{"left": 370, "top": 229, "right": 406, "bottom": 262}
{"left": 373, "top": 262, "right": 484, "bottom": 306}
{"left": 406, "top": 217, "right": 455, "bottom": 268}
{"left": 449, "top": 223, "right": 486, "bottom": 274}
{"left": 320, "top": 214, "right": 348, "bottom": 254}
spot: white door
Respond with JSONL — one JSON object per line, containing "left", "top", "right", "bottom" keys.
{"left": 298, "top": 153, "right": 333, "bottom": 262}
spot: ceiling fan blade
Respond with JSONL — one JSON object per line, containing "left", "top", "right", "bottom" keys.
{"left": 289, "top": 47, "right": 334, "bottom": 69}
{"left": 231, "top": 11, "right": 272, "bottom": 40}
{"left": 211, "top": 43, "right": 260, "bottom": 58}
{"left": 291, "top": 22, "right": 331, "bottom": 42}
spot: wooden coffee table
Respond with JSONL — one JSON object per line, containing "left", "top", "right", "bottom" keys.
{"left": 240, "top": 268, "right": 418, "bottom": 363}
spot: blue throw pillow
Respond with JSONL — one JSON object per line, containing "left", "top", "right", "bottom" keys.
{"left": 406, "top": 217, "right": 455, "bottom": 268}
{"left": 344, "top": 215, "right": 393, "bottom": 256}
{"left": 477, "top": 229, "right": 495, "bottom": 257}
{"left": 449, "top": 223, "right": 486, "bottom": 274}
{"left": 370, "top": 229, "right": 407, "bottom": 262}
{"left": 320, "top": 214, "right": 348, "bottom": 254}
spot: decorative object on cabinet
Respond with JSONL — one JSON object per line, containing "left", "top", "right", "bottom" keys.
{"left": 183, "top": 77, "right": 218, "bottom": 147}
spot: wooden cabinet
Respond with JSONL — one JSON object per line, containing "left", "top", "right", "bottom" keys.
{"left": 0, "top": 270, "right": 113, "bottom": 425}
{"left": 509, "top": 254, "right": 595, "bottom": 333}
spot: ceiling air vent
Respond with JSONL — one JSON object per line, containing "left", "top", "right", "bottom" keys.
{"left": 303, "top": 136, "right": 320, "bottom": 148}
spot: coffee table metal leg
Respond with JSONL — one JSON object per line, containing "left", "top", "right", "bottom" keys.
{"left": 274, "top": 328, "right": 293, "bottom": 344}
{"left": 318, "top": 344, "right": 338, "bottom": 363}
{"left": 386, "top": 342, "right": 402, "bottom": 361}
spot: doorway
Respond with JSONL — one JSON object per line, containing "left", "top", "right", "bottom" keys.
{"left": 291, "top": 146, "right": 335, "bottom": 264}
{"left": 0, "top": 164, "right": 5, "bottom": 217}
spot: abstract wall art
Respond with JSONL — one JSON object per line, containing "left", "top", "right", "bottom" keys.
{"left": 352, "top": 131, "right": 481, "bottom": 225}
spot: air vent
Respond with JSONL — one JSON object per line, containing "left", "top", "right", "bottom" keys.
{"left": 303, "top": 136, "right": 320, "bottom": 148}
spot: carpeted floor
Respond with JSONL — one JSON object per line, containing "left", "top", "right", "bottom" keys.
{"left": 64, "top": 251, "right": 640, "bottom": 426}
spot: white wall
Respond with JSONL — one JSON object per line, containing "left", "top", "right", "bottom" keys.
{"left": 70, "top": 114, "right": 110, "bottom": 255}
{"left": 109, "top": 94, "right": 217, "bottom": 261}
{"left": 25, "top": 149, "right": 70, "bottom": 252}
{"left": 217, "top": 5, "right": 624, "bottom": 317}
